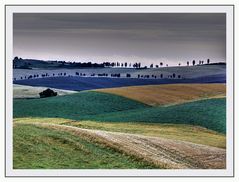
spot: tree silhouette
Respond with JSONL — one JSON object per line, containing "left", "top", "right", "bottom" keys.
{"left": 13, "top": 56, "right": 19, "bottom": 68}
{"left": 13, "top": 56, "right": 19, "bottom": 61}
{"left": 192, "top": 60, "right": 195, "bottom": 66}
{"left": 160, "top": 62, "right": 163, "bottom": 67}
{"left": 111, "top": 62, "right": 115, "bottom": 67}
{"left": 207, "top": 59, "right": 210, "bottom": 64}
{"left": 126, "top": 73, "right": 131, "bottom": 78}
{"left": 187, "top": 61, "right": 189, "bottom": 66}
{"left": 150, "top": 64, "right": 153, "bottom": 68}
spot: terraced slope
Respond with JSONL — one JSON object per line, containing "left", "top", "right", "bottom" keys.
{"left": 96, "top": 84, "right": 226, "bottom": 106}
{"left": 15, "top": 122, "right": 226, "bottom": 169}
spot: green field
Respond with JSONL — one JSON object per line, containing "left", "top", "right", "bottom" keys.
{"left": 88, "top": 98, "right": 226, "bottom": 133}
{"left": 14, "top": 91, "right": 226, "bottom": 133}
{"left": 14, "top": 123, "right": 156, "bottom": 169}
{"left": 14, "top": 91, "right": 149, "bottom": 119}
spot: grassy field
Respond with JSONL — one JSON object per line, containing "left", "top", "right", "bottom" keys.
{"left": 14, "top": 123, "right": 156, "bottom": 169}
{"left": 14, "top": 91, "right": 149, "bottom": 119}
{"left": 96, "top": 84, "right": 226, "bottom": 106}
{"left": 14, "top": 90, "right": 226, "bottom": 133}
{"left": 15, "top": 118, "right": 226, "bottom": 148}
{"left": 87, "top": 98, "right": 226, "bottom": 133}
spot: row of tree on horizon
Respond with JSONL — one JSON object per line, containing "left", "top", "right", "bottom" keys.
{"left": 13, "top": 56, "right": 215, "bottom": 69}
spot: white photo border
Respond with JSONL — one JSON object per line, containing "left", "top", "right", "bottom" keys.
{"left": 5, "top": 5, "right": 234, "bottom": 177}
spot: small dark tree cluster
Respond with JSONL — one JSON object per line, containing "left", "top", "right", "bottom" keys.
{"left": 98, "top": 73, "right": 108, "bottom": 77}
{"left": 126, "top": 73, "right": 131, "bottom": 78}
{"left": 111, "top": 73, "right": 121, "bottom": 78}
{"left": 39, "top": 88, "right": 57, "bottom": 98}
{"left": 133, "top": 62, "right": 141, "bottom": 69}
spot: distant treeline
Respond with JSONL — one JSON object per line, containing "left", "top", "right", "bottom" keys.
{"left": 13, "top": 56, "right": 226, "bottom": 69}
{"left": 13, "top": 57, "right": 105, "bottom": 69}
{"left": 13, "top": 57, "right": 145, "bottom": 69}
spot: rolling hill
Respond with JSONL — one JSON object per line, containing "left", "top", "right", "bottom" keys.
{"left": 13, "top": 81, "right": 226, "bottom": 169}
{"left": 13, "top": 64, "right": 226, "bottom": 80}
{"left": 13, "top": 74, "right": 225, "bottom": 91}
{"left": 96, "top": 83, "right": 226, "bottom": 106}
{"left": 14, "top": 123, "right": 156, "bottom": 169}
{"left": 13, "top": 90, "right": 226, "bottom": 133}
{"left": 13, "top": 91, "right": 149, "bottom": 119}
{"left": 14, "top": 122, "right": 225, "bottom": 169}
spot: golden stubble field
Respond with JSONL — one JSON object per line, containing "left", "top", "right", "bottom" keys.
{"left": 96, "top": 83, "right": 226, "bottom": 106}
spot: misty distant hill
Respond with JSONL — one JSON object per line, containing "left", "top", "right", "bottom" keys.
{"left": 13, "top": 57, "right": 106, "bottom": 69}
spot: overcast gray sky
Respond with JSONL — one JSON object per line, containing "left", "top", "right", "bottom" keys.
{"left": 13, "top": 13, "right": 226, "bottom": 66}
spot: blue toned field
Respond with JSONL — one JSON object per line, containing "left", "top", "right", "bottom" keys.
{"left": 14, "top": 74, "right": 225, "bottom": 91}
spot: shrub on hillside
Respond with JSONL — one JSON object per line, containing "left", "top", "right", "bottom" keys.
{"left": 39, "top": 88, "right": 57, "bottom": 98}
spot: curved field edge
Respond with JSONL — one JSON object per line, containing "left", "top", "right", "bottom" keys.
{"left": 87, "top": 98, "right": 226, "bottom": 134}
{"left": 13, "top": 73, "right": 225, "bottom": 92}
{"left": 95, "top": 83, "right": 226, "bottom": 106}
{"left": 14, "top": 117, "right": 226, "bottom": 149}
{"left": 14, "top": 122, "right": 226, "bottom": 169}
{"left": 14, "top": 123, "right": 157, "bottom": 169}
{"left": 13, "top": 91, "right": 149, "bottom": 119}
{"left": 13, "top": 92, "right": 226, "bottom": 133}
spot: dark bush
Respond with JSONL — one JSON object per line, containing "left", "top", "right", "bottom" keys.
{"left": 39, "top": 88, "right": 57, "bottom": 98}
